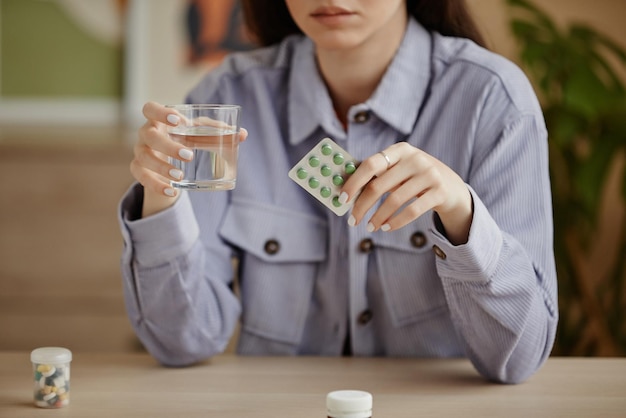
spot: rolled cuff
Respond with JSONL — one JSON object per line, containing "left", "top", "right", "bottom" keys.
{"left": 120, "top": 184, "right": 200, "bottom": 267}
{"left": 428, "top": 186, "right": 503, "bottom": 284}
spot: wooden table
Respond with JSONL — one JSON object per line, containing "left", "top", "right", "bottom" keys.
{"left": 0, "top": 352, "right": 624, "bottom": 417}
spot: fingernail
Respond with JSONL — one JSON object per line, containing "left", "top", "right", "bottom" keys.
{"left": 339, "top": 192, "right": 349, "bottom": 204}
{"left": 348, "top": 215, "right": 356, "bottom": 227}
{"left": 169, "top": 168, "right": 183, "bottom": 179}
{"left": 366, "top": 222, "right": 375, "bottom": 233}
{"left": 381, "top": 223, "right": 391, "bottom": 232}
{"left": 167, "top": 114, "right": 180, "bottom": 125}
{"left": 178, "top": 148, "right": 194, "bottom": 160}
{"left": 164, "top": 188, "right": 176, "bottom": 197}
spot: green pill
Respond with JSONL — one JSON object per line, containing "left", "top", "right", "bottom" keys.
{"left": 320, "top": 187, "right": 332, "bottom": 198}
{"left": 297, "top": 168, "right": 308, "bottom": 179}
{"left": 332, "top": 196, "right": 342, "bottom": 207}
{"left": 333, "top": 153, "right": 345, "bottom": 165}
{"left": 332, "top": 175, "right": 344, "bottom": 186}
{"left": 308, "top": 177, "right": 320, "bottom": 188}
{"left": 309, "top": 156, "right": 321, "bottom": 167}
{"left": 345, "top": 162, "right": 356, "bottom": 174}
{"left": 321, "top": 144, "right": 333, "bottom": 156}
{"left": 320, "top": 165, "right": 332, "bottom": 177}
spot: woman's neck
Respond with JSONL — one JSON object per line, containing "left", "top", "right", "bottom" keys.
{"left": 315, "top": 20, "right": 407, "bottom": 125}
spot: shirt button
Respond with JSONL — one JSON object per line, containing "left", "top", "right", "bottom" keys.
{"left": 410, "top": 231, "right": 427, "bottom": 248}
{"left": 359, "top": 238, "right": 374, "bottom": 253}
{"left": 264, "top": 239, "right": 280, "bottom": 255}
{"left": 353, "top": 111, "right": 370, "bottom": 123}
{"left": 432, "top": 245, "right": 447, "bottom": 260}
{"left": 357, "top": 309, "right": 373, "bottom": 325}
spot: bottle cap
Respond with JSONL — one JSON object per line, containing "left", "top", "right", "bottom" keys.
{"left": 31, "top": 347, "right": 72, "bottom": 364}
{"left": 327, "top": 390, "right": 372, "bottom": 418}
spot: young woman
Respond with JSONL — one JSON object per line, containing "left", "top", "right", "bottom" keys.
{"left": 119, "top": 0, "right": 558, "bottom": 384}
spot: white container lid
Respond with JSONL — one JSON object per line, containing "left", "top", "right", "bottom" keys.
{"left": 31, "top": 347, "right": 72, "bottom": 364}
{"left": 327, "top": 390, "right": 373, "bottom": 418}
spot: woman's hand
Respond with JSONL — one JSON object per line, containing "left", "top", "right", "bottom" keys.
{"left": 130, "top": 101, "right": 248, "bottom": 218}
{"left": 340, "top": 142, "right": 473, "bottom": 245}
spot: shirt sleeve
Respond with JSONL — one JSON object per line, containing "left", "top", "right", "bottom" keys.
{"left": 118, "top": 183, "right": 241, "bottom": 366}
{"left": 429, "top": 114, "right": 558, "bottom": 384}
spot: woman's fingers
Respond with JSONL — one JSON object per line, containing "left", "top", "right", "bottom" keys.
{"left": 134, "top": 101, "right": 250, "bottom": 197}
{"left": 341, "top": 148, "right": 394, "bottom": 201}
{"left": 342, "top": 142, "right": 464, "bottom": 232}
{"left": 342, "top": 143, "right": 415, "bottom": 226}
{"left": 143, "top": 102, "right": 249, "bottom": 141}
{"left": 130, "top": 156, "right": 178, "bottom": 197}
{"left": 142, "top": 101, "right": 181, "bottom": 126}
{"left": 138, "top": 122, "right": 193, "bottom": 161}
{"left": 364, "top": 172, "right": 442, "bottom": 232}
{"left": 133, "top": 104, "right": 192, "bottom": 196}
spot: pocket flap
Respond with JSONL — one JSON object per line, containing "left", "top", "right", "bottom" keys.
{"left": 372, "top": 214, "right": 434, "bottom": 254}
{"left": 220, "top": 198, "right": 328, "bottom": 263}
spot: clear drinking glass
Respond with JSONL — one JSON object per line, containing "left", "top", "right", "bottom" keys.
{"left": 166, "top": 104, "right": 242, "bottom": 190}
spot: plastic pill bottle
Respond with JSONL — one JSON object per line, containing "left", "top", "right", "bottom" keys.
{"left": 30, "top": 347, "right": 72, "bottom": 408}
{"left": 327, "top": 390, "right": 373, "bottom": 418}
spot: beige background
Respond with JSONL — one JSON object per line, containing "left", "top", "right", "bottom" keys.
{"left": 0, "top": 0, "right": 624, "bottom": 353}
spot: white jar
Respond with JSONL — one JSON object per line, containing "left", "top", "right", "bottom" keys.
{"left": 30, "top": 347, "right": 72, "bottom": 408}
{"left": 327, "top": 390, "right": 373, "bottom": 418}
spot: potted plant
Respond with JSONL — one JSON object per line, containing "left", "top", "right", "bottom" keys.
{"left": 507, "top": 0, "right": 626, "bottom": 356}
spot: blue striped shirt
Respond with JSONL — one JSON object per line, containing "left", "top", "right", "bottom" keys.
{"left": 118, "top": 18, "right": 558, "bottom": 383}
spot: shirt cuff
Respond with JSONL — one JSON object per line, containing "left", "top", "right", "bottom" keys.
{"left": 428, "top": 186, "right": 503, "bottom": 284}
{"left": 120, "top": 184, "right": 200, "bottom": 267}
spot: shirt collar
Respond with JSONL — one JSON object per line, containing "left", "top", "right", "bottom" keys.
{"left": 288, "top": 18, "right": 433, "bottom": 146}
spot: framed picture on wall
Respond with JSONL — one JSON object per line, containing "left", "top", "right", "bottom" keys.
{"left": 0, "top": 0, "right": 124, "bottom": 126}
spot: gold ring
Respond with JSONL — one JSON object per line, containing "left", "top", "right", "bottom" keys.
{"left": 379, "top": 151, "right": 391, "bottom": 169}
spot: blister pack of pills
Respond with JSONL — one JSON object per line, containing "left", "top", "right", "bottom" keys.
{"left": 288, "top": 138, "right": 358, "bottom": 216}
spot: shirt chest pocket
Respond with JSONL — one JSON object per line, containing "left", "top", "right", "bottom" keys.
{"left": 373, "top": 216, "right": 448, "bottom": 327}
{"left": 219, "top": 198, "right": 328, "bottom": 345}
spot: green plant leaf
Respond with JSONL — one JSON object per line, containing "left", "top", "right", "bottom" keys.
{"left": 562, "top": 65, "right": 612, "bottom": 117}
{"left": 507, "top": 0, "right": 557, "bottom": 32}
{"left": 574, "top": 140, "right": 619, "bottom": 223}
{"left": 571, "top": 24, "right": 626, "bottom": 65}
{"left": 586, "top": 50, "right": 626, "bottom": 96}
{"left": 510, "top": 19, "right": 543, "bottom": 39}
{"left": 622, "top": 159, "right": 626, "bottom": 201}
{"left": 544, "top": 106, "right": 587, "bottom": 147}
{"left": 509, "top": 0, "right": 626, "bottom": 356}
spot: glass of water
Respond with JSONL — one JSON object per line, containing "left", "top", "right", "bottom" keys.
{"left": 166, "top": 104, "right": 241, "bottom": 190}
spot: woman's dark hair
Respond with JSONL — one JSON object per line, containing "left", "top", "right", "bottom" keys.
{"left": 241, "top": 0, "right": 486, "bottom": 48}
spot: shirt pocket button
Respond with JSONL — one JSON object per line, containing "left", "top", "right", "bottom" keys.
{"left": 410, "top": 231, "right": 427, "bottom": 248}
{"left": 264, "top": 239, "right": 281, "bottom": 255}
